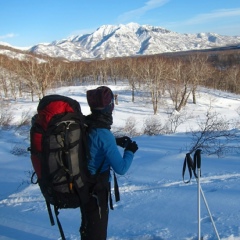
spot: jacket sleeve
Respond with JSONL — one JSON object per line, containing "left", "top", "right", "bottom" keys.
{"left": 101, "top": 130, "right": 134, "bottom": 175}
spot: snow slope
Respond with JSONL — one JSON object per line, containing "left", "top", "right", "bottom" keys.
{"left": 0, "top": 84, "right": 240, "bottom": 240}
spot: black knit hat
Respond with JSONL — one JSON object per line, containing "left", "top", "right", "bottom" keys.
{"left": 87, "top": 86, "right": 114, "bottom": 113}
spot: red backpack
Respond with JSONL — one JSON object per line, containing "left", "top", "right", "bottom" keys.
{"left": 29, "top": 94, "right": 90, "bottom": 240}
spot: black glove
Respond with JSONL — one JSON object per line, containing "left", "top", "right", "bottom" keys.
{"left": 125, "top": 141, "right": 138, "bottom": 154}
{"left": 116, "top": 136, "right": 131, "bottom": 148}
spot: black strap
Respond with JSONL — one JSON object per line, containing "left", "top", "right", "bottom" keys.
{"left": 109, "top": 182, "right": 114, "bottom": 210}
{"left": 82, "top": 125, "right": 91, "bottom": 161}
{"left": 108, "top": 171, "right": 120, "bottom": 210}
{"left": 46, "top": 201, "right": 55, "bottom": 226}
{"left": 64, "top": 122, "right": 72, "bottom": 172}
{"left": 182, "top": 152, "right": 198, "bottom": 183}
{"left": 46, "top": 201, "right": 67, "bottom": 240}
{"left": 30, "top": 172, "right": 38, "bottom": 184}
{"left": 113, "top": 172, "right": 120, "bottom": 202}
{"left": 54, "top": 205, "right": 66, "bottom": 240}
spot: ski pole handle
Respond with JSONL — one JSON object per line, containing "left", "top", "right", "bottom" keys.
{"left": 195, "top": 149, "right": 202, "bottom": 169}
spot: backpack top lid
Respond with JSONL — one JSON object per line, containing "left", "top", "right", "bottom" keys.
{"left": 36, "top": 94, "right": 81, "bottom": 130}
{"left": 86, "top": 86, "right": 114, "bottom": 113}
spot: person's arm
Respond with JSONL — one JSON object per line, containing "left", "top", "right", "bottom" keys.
{"left": 102, "top": 130, "right": 134, "bottom": 175}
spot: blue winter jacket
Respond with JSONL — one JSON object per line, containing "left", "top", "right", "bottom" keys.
{"left": 87, "top": 128, "right": 134, "bottom": 176}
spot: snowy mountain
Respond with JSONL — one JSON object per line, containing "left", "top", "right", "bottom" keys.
{"left": 28, "top": 22, "right": 240, "bottom": 61}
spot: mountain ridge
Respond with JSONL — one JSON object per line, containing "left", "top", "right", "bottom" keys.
{"left": 1, "top": 23, "right": 240, "bottom": 61}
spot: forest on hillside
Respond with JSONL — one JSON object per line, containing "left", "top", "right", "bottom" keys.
{"left": 0, "top": 47, "right": 240, "bottom": 114}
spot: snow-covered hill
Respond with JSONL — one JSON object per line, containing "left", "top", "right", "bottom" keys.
{"left": 28, "top": 22, "right": 240, "bottom": 60}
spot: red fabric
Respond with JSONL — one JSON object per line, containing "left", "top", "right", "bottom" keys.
{"left": 31, "top": 132, "right": 42, "bottom": 178}
{"left": 32, "top": 132, "right": 42, "bottom": 151}
{"left": 37, "top": 101, "right": 75, "bottom": 130}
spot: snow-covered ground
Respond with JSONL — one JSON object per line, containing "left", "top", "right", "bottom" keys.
{"left": 0, "top": 84, "right": 240, "bottom": 240}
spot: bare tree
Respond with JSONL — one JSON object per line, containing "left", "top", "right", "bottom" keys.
{"left": 188, "top": 53, "right": 210, "bottom": 104}
{"left": 165, "top": 109, "right": 190, "bottom": 134}
{"left": 142, "top": 116, "right": 164, "bottom": 135}
{"left": 188, "top": 107, "right": 238, "bottom": 156}
{"left": 0, "top": 55, "right": 11, "bottom": 98}
{"left": 123, "top": 57, "right": 139, "bottom": 102}
{"left": 17, "top": 57, "right": 41, "bottom": 101}
{"left": 0, "top": 68, "right": 9, "bottom": 98}
{"left": 167, "top": 59, "right": 191, "bottom": 112}
{"left": 37, "top": 58, "right": 59, "bottom": 97}
{"left": 138, "top": 56, "right": 167, "bottom": 114}
{"left": 226, "top": 64, "right": 240, "bottom": 93}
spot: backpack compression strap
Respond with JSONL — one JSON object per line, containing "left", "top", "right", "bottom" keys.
{"left": 54, "top": 205, "right": 66, "bottom": 240}
{"left": 45, "top": 201, "right": 66, "bottom": 240}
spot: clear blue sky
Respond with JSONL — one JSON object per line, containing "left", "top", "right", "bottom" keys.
{"left": 1, "top": 0, "right": 240, "bottom": 48}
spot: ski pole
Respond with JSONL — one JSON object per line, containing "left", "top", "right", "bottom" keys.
{"left": 194, "top": 149, "right": 201, "bottom": 240}
{"left": 199, "top": 186, "right": 220, "bottom": 240}
{"left": 194, "top": 150, "right": 220, "bottom": 240}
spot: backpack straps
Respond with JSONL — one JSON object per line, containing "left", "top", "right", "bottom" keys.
{"left": 90, "top": 159, "right": 108, "bottom": 218}
{"left": 109, "top": 170, "right": 120, "bottom": 210}
{"left": 113, "top": 171, "right": 120, "bottom": 202}
{"left": 54, "top": 205, "right": 66, "bottom": 240}
{"left": 46, "top": 201, "right": 55, "bottom": 226}
{"left": 96, "top": 161, "right": 120, "bottom": 207}
{"left": 45, "top": 201, "right": 66, "bottom": 240}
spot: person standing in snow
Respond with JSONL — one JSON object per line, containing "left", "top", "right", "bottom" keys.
{"left": 80, "top": 86, "right": 138, "bottom": 240}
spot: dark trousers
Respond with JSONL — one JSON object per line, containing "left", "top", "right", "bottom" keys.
{"left": 80, "top": 187, "right": 109, "bottom": 240}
